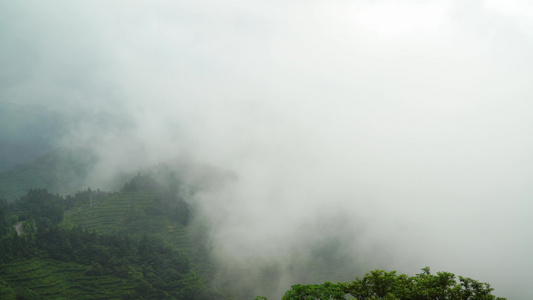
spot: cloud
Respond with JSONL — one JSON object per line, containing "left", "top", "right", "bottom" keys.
{"left": 1, "top": 0, "right": 532, "bottom": 298}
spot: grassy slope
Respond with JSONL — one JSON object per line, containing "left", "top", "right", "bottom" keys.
{"left": 0, "top": 259, "right": 136, "bottom": 300}
{"left": 0, "top": 186, "right": 220, "bottom": 299}
{"left": 61, "top": 190, "right": 191, "bottom": 255}
{"left": 62, "top": 188, "right": 220, "bottom": 297}
{"left": 62, "top": 191, "right": 156, "bottom": 234}
{"left": 0, "top": 190, "right": 154, "bottom": 299}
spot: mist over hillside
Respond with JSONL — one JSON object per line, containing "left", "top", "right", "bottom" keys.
{"left": 0, "top": 102, "right": 67, "bottom": 171}
{"left": 2, "top": 1, "right": 533, "bottom": 299}
{"left": 0, "top": 148, "right": 96, "bottom": 201}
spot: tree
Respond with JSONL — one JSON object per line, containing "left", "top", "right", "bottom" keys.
{"left": 282, "top": 281, "right": 345, "bottom": 300}
{"left": 0, "top": 199, "right": 12, "bottom": 236}
{"left": 273, "top": 267, "right": 505, "bottom": 300}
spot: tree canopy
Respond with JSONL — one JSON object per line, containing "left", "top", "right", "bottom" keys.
{"left": 262, "top": 267, "right": 505, "bottom": 300}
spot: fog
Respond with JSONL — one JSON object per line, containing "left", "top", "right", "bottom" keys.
{"left": 2, "top": 0, "right": 533, "bottom": 298}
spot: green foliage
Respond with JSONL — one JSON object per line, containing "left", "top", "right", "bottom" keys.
{"left": 16, "top": 189, "right": 64, "bottom": 230}
{"left": 0, "top": 225, "right": 197, "bottom": 296}
{"left": 282, "top": 281, "right": 346, "bottom": 300}
{"left": 123, "top": 173, "right": 159, "bottom": 192}
{"left": 0, "top": 199, "right": 14, "bottom": 236}
{"left": 0, "top": 172, "right": 225, "bottom": 299}
{"left": 0, "top": 258, "right": 137, "bottom": 299}
{"left": 278, "top": 267, "right": 506, "bottom": 300}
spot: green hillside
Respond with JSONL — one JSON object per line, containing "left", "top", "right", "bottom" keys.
{"left": 61, "top": 175, "right": 196, "bottom": 261}
{"left": 0, "top": 171, "right": 225, "bottom": 299}
{"left": 0, "top": 259, "right": 137, "bottom": 299}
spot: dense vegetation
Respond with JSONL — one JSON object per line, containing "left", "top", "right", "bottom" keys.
{"left": 274, "top": 268, "right": 505, "bottom": 300}
{"left": 0, "top": 172, "right": 222, "bottom": 299}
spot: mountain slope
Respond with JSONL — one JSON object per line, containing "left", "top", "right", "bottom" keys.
{"left": 0, "top": 148, "right": 96, "bottom": 201}
{"left": 0, "top": 171, "right": 226, "bottom": 299}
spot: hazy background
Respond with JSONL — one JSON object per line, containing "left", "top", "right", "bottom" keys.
{"left": 1, "top": 0, "right": 532, "bottom": 298}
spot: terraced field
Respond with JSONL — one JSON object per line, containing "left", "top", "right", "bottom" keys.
{"left": 61, "top": 189, "right": 193, "bottom": 256}
{"left": 62, "top": 191, "right": 156, "bottom": 234}
{"left": 0, "top": 259, "right": 135, "bottom": 299}
{"left": 0, "top": 177, "right": 222, "bottom": 299}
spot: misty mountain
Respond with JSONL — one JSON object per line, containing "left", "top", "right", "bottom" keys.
{"left": 0, "top": 160, "right": 507, "bottom": 299}
{"left": 0, "top": 102, "right": 69, "bottom": 172}
{"left": 2, "top": 1, "right": 530, "bottom": 298}
{"left": 0, "top": 152, "right": 370, "bottom": 299}
{"left": 0, "top": 148, "right": 97, "bottom": 201}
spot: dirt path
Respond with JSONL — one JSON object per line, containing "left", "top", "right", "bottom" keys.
{"left": 14, "top": 221, "right": 23, "bottom": 236}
